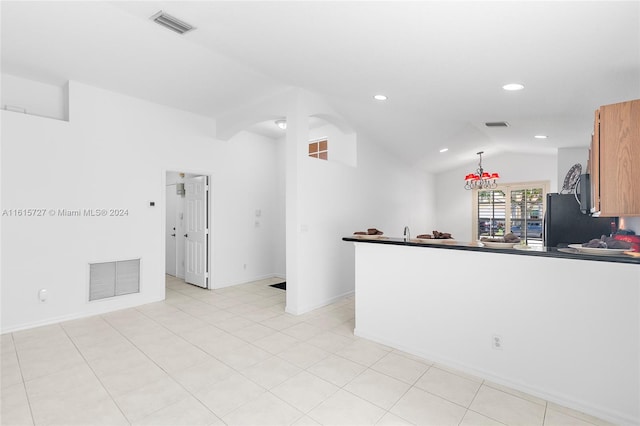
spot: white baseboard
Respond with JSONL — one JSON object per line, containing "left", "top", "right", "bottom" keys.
{"left": 285, "top": 290, "right": 354, "bottom": 316}
{"left": 1, "top": 296, "right": 165, "bottom": 334}
{"left": 354, "top": 328, "right": 637, "bottom": 426}
{"left": 212, "top": 273, "right": 285, "bottom": 290}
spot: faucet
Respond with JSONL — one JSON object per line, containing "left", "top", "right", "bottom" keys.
{"left": 404, "top": 226, "right": 410, "bottom": 241}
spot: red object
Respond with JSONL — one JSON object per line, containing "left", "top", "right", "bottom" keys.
{"left": 614, "top": 234, "right": 640, "bottom": 252}
{"left": 490, "top": 173, "right": 500, "bottom": 179}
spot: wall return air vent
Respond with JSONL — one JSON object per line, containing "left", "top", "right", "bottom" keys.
{"left": 150, "top": 11, "right": 194, "bottom": 35}
{"left": 89, "top": 259, "right": 140, "bottom": 301}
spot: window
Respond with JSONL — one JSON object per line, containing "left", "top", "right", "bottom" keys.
{"left": 473, "top": 181, "right": 549, "bottom": 246}
{"left": 477, "top": 189, "right": 506, "bottom": 237}
{"left": 309, "top": 138, "right": 328, "bottom": 160}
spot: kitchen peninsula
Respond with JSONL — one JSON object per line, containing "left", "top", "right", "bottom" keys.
{"left": 343, "top": 237, "right": 640, "bottom": 425}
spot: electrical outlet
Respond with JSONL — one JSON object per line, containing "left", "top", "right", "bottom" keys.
{"left": 492, "top": 334, "right": 503, "bottom": 350}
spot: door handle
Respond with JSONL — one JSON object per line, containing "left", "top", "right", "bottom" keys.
{"left": 184, "top": 234, "right": 188, "bottom": 238}
{"left": 171, "top": 233, "right": 176, "bottom": 237}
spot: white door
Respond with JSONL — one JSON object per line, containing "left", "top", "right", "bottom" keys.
{"left": 165, "top": 186, "right": 177, "bottom": 276}
{"left": 184, "top": 176, "right": 208, "bottom": 288}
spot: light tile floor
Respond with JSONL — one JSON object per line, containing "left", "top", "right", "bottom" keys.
{"left": 1, "top": 275, "right": 615, "bottom": 426}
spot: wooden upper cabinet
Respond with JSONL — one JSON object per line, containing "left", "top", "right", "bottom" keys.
{"left": 596, "top": 99, "right": 640, "bottom": 216}
{"left": 590, "top": 109, "right": 601, "bottom": 214}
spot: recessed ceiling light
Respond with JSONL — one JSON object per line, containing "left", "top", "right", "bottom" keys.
{"left": 502, "top": 83, "right": 525, "bottom": 91}
{"left": 534, "top": 135, "right": 548, "bottom": 139}
{"left": 274, "top": 119, "right": 287, "bottom": 130}
{"left": 374, "top": 94, "right": 388, "bottom": 101}
{"left": 439, "top": 148, "right": 449, "bottom": 153}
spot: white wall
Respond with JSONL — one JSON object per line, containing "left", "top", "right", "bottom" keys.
{"left": 166, "top": 171, "right": 201, "bottom": 185}
{"left": 434, "top": 152, "right": 558, "bottom": 242}
{"left": 274, "top": 137, "right": 287, "bottom": 278}
{"left": 353, "top": 138, "right": 435, "bottom": 237}
{"left": 557, "top": 147, "right": 588, "bottom": 190}
{"left": 288, "top": 119, "right": 436, "bottom": 314}
{"left": 1, "top": 80, "right": 280, "bottom": 332}
{"left": 1, "top": 78, "right": 432, "bottom": 329}
{"left": 620, "top": 217, "right": 640, "bottom": 233}
{"left": 213, "top": 88, "right": 436, "bottom": 314}
{"left": 354, "top": 243, "right": 640, "bottom": 424}
{"left": 213, "top": 130, "right": 280, "bottom": 287}
{"left": 1, "top": 73, "right": 68, "bottom": 121}
{"left": 309, "top": 122, "right": 357, "bottom": 167}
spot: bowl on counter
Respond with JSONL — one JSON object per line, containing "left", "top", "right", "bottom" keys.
{"left": 480, "top": 241, "right": 519, "bottom": 249}
{"left": 353, "top": 234, "right": 386, "bottom": 240}
{"left": 412, "top": 238, "right": 457, "bottom": 244}
{"left": 567, "top": 244, "right": 628, "bottom": 256}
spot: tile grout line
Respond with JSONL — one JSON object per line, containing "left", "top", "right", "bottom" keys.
{"left": 465, "top": 383, "right": 544, "bottom": 426}
{"left": 166, "top": 281, "right": 288, "bottom": 334}
{"left": 99, "top": 295, "right": 227, "bottom": 423}
{"left": 457, "top": 379, "right": 495, "bottom": 426}
{"left": 8, "top": 332, "right": 37, "bottom": 426}
{"left": 129, "top": 288, "right": 240, "bottom": 423}
{"left": 167, "top": 279, "right": 307, "bottom": 423}
{"left": 132, "top": 279, "right": 300, "bottom": 422}
{"left": 8, "top": 279, "right": 458, "bottom": 426}
{"left": 466, "top": 375, "right": 485, "bottom": 406}
{"left": 218, "top": 282, "right": 357, "bottom": 424}
{"left": 60, "top": 318, "right": 135, "bottom": 425}
{"left": 292, "top": 339, "right": 416, "bottom": 424}
{"left": 337, "top": 368, "right": 406, "bottom": 425}
{"left": 11, "top": 276, "right": 610, "bottom": 426}
{"left": 383, "top": 363, "right": 435, "bottom": 426}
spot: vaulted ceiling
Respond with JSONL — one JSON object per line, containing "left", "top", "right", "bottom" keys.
{"left": 2, "top": 1, "right": 639, "bottom": 172}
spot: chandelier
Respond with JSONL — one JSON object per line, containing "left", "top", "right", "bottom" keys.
{"left": 464, "top": 151, "right": 499, "bottom": 190}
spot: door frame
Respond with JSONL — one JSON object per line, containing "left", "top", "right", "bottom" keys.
{"left": 162, "top": 168, "right": 213, "bottom": 290}
{"left": 165, "top": 184, "right": 178, "bottom": 277}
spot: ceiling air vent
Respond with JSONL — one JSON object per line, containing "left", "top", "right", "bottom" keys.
{"left": 485, "top": 122, "right": 510, "bottom": 127}
{"left": 150, "top": 11, "right": 194, "bottom": 35}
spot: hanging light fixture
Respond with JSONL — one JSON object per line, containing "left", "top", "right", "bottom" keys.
{"left": 464, "top": 151, "right": 499, "bottom": 190}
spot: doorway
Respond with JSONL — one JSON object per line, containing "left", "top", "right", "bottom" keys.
{"left": 165, "top": 171, "right": 210, "bottom": 289}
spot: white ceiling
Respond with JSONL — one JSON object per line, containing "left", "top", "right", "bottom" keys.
{"left": 2, "top": 1, "right": 639, "bottom": 173}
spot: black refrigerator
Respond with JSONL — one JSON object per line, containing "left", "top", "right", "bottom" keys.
{"left": 544, "top": 194, "right": 617, "bottom": 247}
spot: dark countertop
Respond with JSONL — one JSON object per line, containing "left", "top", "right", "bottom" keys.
{"left": 342, "top": 236, "right": 640, "bottom": 265}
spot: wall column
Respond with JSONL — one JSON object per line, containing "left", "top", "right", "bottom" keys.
{"left": 284, "top": 89, "right": 309, "bottom": 314}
